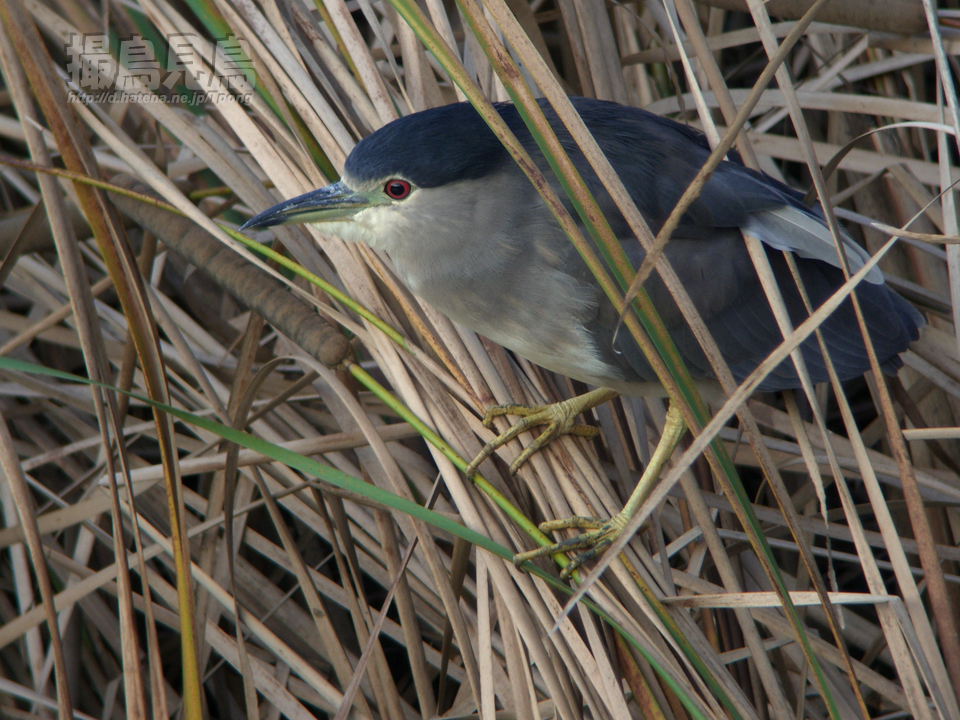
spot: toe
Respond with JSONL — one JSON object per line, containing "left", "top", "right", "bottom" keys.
{"left": 539, "top": 516, "right": 606, "bottom": 533}
{"left": 559, "top": 538, "right": 613, "bottom": 579}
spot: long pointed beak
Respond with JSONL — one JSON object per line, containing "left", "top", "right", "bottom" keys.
{"left": 240, "top": 181, "right": 372, "bottom": 231}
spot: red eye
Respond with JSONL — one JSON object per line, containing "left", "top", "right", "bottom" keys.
{"left": 384, "top": 179, "right": 411, "bottom": 199}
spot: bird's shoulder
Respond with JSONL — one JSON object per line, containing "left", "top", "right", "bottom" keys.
{"left": 509, "top": 97, "right": 819, "bottom": 233}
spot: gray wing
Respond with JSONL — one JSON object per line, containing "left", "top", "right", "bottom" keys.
{"left": 557, "top": 97, "right": 883, "bottom": 282}
{"left": 535, "top": 98, "right": 923, "bottom": 389}
{"left": 591, "top": 231, "right": 922, "bottom": 391}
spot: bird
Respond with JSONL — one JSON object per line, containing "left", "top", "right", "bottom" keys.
{"left": 241, "top": 96, "right": 924, "bottom": 575}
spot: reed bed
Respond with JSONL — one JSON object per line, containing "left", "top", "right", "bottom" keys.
{"left": 0, "top": 0, "right": 958, "bottom": 718}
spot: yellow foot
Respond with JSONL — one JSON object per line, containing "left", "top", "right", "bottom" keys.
{"left": 512, "top": 403, "right": 686, "bottom": 580}
{"left": 464, "top": 387, "right": 618, "bottom": 477}
{"left": 515, "top": 513, "right": 633, "bottom": 579}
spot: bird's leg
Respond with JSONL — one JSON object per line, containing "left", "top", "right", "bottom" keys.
{"left": 514, "top": 403, "right": 686, "bottom": 579}
{"left": 464, "top": 387, "right": 619, "bottom": 477}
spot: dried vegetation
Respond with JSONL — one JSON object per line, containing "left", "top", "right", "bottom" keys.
{"left": 0, "top": 0, "right": 959, "bottom": 718}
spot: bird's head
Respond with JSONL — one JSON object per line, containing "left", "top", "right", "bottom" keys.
{"left": 239, "top": 175, "right": 418, "bottom": 247}
{"left": 240, "top": 103, "right": 515, "bottom": 250}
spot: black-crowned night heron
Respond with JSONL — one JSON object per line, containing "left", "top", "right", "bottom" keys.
{"left": 242, "top": 97, "right": 923, "bottom": 573}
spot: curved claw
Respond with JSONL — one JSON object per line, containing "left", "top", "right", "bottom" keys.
{"left": 510, "top": 403, "right": 688, "bottom": 580}
{"left": 507, "top": 419, "right": 599, "bottom": 474}
{"left": 559, "top": 538, "right": 614, "bottom": 579}
{"left": 463, "top": 388, "right": 618, "bottom": 477}
{"left": 464, "top": 404, "right": 556, "bottom": 477}
{"left": 512, "top": 514, "right": 629, "bottom": 579}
